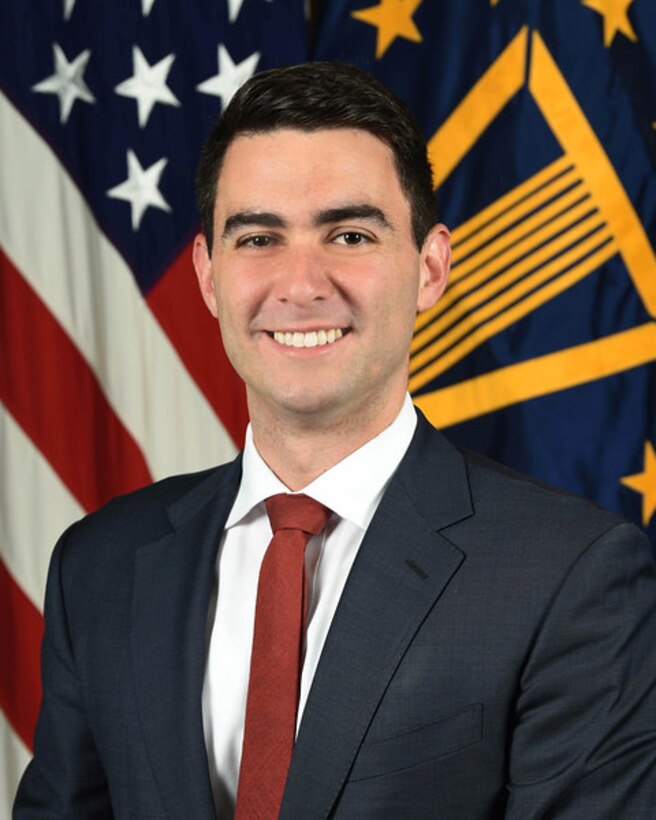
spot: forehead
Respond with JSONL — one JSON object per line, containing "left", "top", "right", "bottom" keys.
{"left": 214, "top": 128, "right": 407, "bottom": 213}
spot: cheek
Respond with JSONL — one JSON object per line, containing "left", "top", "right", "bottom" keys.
{"left": 215, "top": 269, "right": 263, "bottom": 324}
{"left": 365, "top": 266, "right": 421, "bottom": 326}
{"left": 346, "top": 255, "right": 414, "bottom": 299}
{"left": 213, "top": 285, "right": 251, "bottom": 360}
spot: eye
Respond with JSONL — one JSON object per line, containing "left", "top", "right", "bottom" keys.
{"left": 236, "top": 234, "right": 276, "bottom": 248}
{"left": 332, "top": 231, "right": 372, "bottom": 246}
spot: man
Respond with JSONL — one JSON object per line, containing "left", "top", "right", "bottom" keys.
{"left": 15, "top": 62, "right": 656, "bottom": 819}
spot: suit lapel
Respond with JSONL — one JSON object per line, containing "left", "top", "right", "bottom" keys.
{"left": 131, "top": 459, "right": 241, "bottom": 820}
{"left": 280, "top": 415, "right": 473, "bottom": 820}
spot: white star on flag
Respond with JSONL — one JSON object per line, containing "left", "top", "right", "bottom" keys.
{"left": 227, "top": 0, "right": 247, "bottom": 23}
{"left": 196, "top": 44, "right": 260, "bottom": 110}
{"left": 32, "top": 43, "right": 95, "bottom": 124}
{"left": 142, "top": 0, "right": 157, "bottom": 15}
{"left": 63, "top": 0, "right": 77, "bottom": 20}
{"left": 115, "top": 47, "right": 180, "bottom": 128}
{"left": 107, "top": 149, "right": 171, "bottom": 230}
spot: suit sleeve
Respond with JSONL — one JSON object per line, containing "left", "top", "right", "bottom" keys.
{"left": 13, "top": 527, "right": 113, "bottom": 819}
{"left": 505, "top": 522, "right": 656, "bottom": 818}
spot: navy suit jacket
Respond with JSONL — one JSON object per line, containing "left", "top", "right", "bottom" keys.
{"left": 14, "top": 412, "right": 656, "bottom": 818}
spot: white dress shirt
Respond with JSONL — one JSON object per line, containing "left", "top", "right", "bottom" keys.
{"left": 202, "top": 395, "right": 417, "bottom": 818}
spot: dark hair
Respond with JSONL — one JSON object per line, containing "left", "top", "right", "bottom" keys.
{"left": 195, "top": 62, "right": 437, "bottom": 254}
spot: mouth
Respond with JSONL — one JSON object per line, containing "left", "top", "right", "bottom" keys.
{"left": 269, "top": 328, "right": 349, "bottom": 349}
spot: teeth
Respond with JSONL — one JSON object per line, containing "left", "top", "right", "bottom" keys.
{"left": 272, "top": 329, "right": 345, "bottom": 348}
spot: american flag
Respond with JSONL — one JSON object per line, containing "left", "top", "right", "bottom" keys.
{"left": 1, "top": 0, "right": 307, "bottom": 811}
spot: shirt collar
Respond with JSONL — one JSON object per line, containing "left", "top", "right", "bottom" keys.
{"left": 226, "top": 395, "right": 417, "bottom": 531}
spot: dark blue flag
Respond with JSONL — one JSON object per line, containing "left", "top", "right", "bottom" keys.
{"left": 314, "top": 0, "right": 656, "bottom": 548}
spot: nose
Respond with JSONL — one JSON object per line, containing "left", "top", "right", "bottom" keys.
{"left": 272, "top": 244, "right": 333, "bottom": 306}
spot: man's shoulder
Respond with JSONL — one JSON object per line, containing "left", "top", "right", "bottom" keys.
{"left": 414, "top": 416, "right": 637, "bottom": 556}
{"left": 462, "top": 446, "right": 622, "bottom": 533}
{"left": 401, "top": 422, "right": 656, "bottom": 623}
{"left": 58, "top": 456, "right": 241, "bottom": 568}
{"left": 454, "top": 445, "right": 651, "bottom": 587}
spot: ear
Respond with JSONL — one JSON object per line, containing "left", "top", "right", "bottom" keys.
{"left": 192, "top": 233, "right": 219, "bottom": 318}
{"left": 417, "top": 223, "right": 451, "bottom": 313}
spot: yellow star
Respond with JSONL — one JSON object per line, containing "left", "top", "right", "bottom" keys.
{"left": 621, "top": 441, "right": 656, "bottom": 526}
{"left": 352, "top": 0, "right": 423, "bottom": 60}
{"left": 581, "top": 0, "right": 638, "bottom": 48}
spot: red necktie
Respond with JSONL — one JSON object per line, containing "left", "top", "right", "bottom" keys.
{"left": 234, "top": 493, "right": 331, "bottom": 820}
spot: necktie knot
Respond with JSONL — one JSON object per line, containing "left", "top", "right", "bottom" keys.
{"left": 265, "top": 493, "right": 331, "bottom": 536}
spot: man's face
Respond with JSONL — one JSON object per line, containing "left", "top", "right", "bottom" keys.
{"left": 194, "top": 128, "right": 450, "bottom": 429}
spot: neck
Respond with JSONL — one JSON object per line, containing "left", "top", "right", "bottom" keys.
{"left": 249, "top": 394, "right": 406, "bottom": 491}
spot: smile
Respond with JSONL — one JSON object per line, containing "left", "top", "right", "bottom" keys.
{"left": 271, "top": 328, "right": 345, "bottom": 348}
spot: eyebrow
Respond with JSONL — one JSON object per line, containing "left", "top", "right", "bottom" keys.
{"left": 221, "top": 203, "right": 393, "bottom": 239}
{"left": 313, "top": 204, "right": 393, "bottom": 230}
{"left": 222, "top": 211, "right": 287, "bottom": 238}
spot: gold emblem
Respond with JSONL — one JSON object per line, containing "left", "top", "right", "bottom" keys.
{"left": 413, "top": 28, "right": 656, "bottom": 429}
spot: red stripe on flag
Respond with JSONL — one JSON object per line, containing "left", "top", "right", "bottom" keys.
{"left": 147, "top": 243, "right": 248, "bottom": 449}
{"left": 0, "top": 250, "right": 152, "bottom": 513}
{"left": 0, "top": 559, "right": 43, "bottom": 752}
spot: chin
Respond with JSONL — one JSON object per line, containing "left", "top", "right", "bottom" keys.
{"left": 266, "top": 383, "right": 355, "bottom": 420}
{"left": 278, "top": 394, "right": 339, "bottom": 417}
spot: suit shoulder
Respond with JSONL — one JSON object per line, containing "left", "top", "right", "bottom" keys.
{"left": 457, "top": 446, "right": 633, "bottom": 548}
{"left": 59, "top": 459, "right": 239, "bottom": 564}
